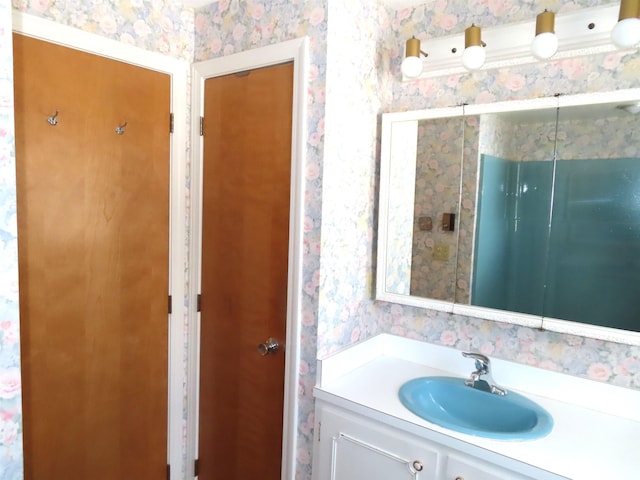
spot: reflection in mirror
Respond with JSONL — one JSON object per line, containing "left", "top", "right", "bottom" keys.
{"left": 455, "top": 114, "right": 482, "bottom": 305}
{"left": 385, "top": 120, "right": 419, "bottom": 296}
{"left": 544, "top": 103, "right": 640, "bottom": 331}
{"left": 410, "top": 117, "right": 464, "bottom": 301}
{"left": 383, "top": 114, "right": 465, "bottom": 302}
{"left": 469, "top": 106, "right": 559, "bottom": 316}
{"left": 377, "top": 89, "right": 640, "bottom": 344}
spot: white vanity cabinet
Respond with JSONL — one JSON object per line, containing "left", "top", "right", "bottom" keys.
{"left": 313, "top": 402, "right": 537, "bottom": 480}
{"left": 444, "top": 454, "right": 531, "bottom": 480}
{"left": 313, "top": 403, "right": 438, "bottom": 480}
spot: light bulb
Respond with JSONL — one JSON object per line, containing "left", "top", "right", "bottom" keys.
{"left": 531, "top": 32, "right": 559, "bottom": 59}
{"left": 462, "top": 25, "right": 486, "bottom": 71}
{"left": 612, "top": 0, "right": 640, "bottom": 49}
{"left": 611, "top": 17, "right": 640, "bottom": 49}
{"left": 462, "top": 45, "right": 486, "bottom": 70}
{"left": 531, "top": 10, "right": 558, "bottom": 60}
{"left": 401, "top": 37, "right": 425, "bottom": 79}
{"left": 401, "top": 56, "right": 423, "bottom": 78}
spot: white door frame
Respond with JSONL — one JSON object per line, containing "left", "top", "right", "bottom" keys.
{"left": 11, "top": 12, "right": 189, "bottom": 479}
{"left": 189, "top": 38, "right": 309, "bottom": 479}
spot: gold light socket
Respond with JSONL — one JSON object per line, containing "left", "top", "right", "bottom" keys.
{"left": 405, "top": 37, "right": 421, "bottom": 57}
{"left": 464, "top": 24, "right": 482, "bottom": 48}
{"left": 617, "top": 0, "right": 640, "bottom": 20}
{"left": 535, "top": 10, "right": 555, "bottom": 35}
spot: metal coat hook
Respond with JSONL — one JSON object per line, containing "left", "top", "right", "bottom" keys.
{"left": 47, "top": 111, "right": 59, "bottom": 126}
{"left": 115, "top": 121, "right": 127, "bottom": 135}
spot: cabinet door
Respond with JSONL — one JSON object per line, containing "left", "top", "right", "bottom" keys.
{"left": 315, "top": 405, "right": 439, "bottom": 480}
{"left": 445, "top": 454, "right": 531, "bottom": 480}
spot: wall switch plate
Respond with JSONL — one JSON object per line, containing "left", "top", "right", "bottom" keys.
{"left": 442, "top": 213, "right": 455, "bottom": 232}
{"left": 418, "top": 216, "right": 433, "bottom": 231}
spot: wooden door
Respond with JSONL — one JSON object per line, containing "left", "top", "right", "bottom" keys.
{"left": 198, "top": 63, "right": 293, "bottom": 479}
{"left": 13, "top": 34, "right": 170, "bottom": 480}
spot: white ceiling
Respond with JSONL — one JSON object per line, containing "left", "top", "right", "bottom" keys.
{"left": 382, "top": 0, "right": 429, "bottom": 7}
{"left": 181, "top": 0, "right": 218, "bottom": 7}
{"left": 181, "top": 0, "right": 425, "bottom": 8}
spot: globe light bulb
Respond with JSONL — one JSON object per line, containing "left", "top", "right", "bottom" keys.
{"left": 611, "top": 17, "right": 640, "bottom": 49}
{"left": 531, "top": 32, "right": 559, "bottom": 59}
{"left": 462, "top": 45, "right": 486, "bottom": 70}
{"left": 401, "top": 55, "right": 423, "bottom": 78}
{"left": 401, "top": 37, "right": 425, "bottom": 79}
{"left": 462, "top": 25, "right": 486, "bottom": 71}
{"left": 531, "top": 10, "right": 558, "bottom": 60}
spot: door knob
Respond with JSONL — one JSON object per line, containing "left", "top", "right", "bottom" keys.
{"left": 257, "top": 337, "right": 279, "bottom": 356}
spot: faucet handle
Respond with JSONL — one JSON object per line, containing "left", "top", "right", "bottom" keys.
{"left": 462, "top": 352, "right": 490, "bottom": 373}
{"left": 462, "top": 352, "right": 507, "bottom": 395}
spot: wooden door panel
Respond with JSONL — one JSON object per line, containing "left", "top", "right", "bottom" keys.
{"left": 13, "top": 34, "right": 170, "bottom": 480}
{"left": 199, "top": 63, "right": 293, "bottom": 479}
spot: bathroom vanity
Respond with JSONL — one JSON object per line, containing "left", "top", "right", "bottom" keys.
{"left": 311, "top": 334, "right": 640, "bottom": 480}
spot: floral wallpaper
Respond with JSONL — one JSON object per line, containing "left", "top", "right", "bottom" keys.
{"left": 411, "top": 117, "right": 463, "bottom": 301}
{"left": 477, "top": 108, "right": 640, "bottom": 165}
{"left": 558, "top": 113, "right": 640, "bottom": 160}
{"left": 455, "top": 114, "right": 480, "bottom": 303}
{"left": 0, "top": 0, "right": 24, "bottom": 478}
{"left": 4, "top": 0, "right": 640, "bottom": 480}
{"left": 11, "top": 0, "right": 194, "bottom": 61}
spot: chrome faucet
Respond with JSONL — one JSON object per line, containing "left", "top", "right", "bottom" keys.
{"left": 462, "top": 352, "right": 507, "bottom": 396}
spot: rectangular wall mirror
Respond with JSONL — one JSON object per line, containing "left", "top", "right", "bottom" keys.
{"left": 377, "top": 89, "right": 640, "bottom": 345}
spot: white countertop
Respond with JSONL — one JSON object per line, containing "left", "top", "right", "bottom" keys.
{"left": 313, "top": 334, "right": 640, "bottom": 480}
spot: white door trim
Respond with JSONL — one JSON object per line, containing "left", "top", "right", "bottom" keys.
{"left": 11, "top": 11, "right": 189, "bottom": 480}
{"left": 189, "top": 37, "right": 309, "bottom": 480}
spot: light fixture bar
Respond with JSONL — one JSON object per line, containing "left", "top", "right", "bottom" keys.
{"left": 404, "top": 4, "right": 621, "bottom": 80}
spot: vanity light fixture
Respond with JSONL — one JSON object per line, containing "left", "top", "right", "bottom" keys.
{"left": 461, "top": 25, "right": 486, "bottom": 70}
{"left": 399, "top": 4, "right": 633, "bottom": 80}
{"left": 611, "top": 0, "right": 640, "bottom": 49}
{"left": 531, "top": 10, "right": 558, "bottom": 59}
{"left": 401, "top": 37, "right": 428, "bottom": 79}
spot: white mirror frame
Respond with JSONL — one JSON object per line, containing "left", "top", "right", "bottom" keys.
{"left": 377, "top": 88, "right": 640, "bottom": 346}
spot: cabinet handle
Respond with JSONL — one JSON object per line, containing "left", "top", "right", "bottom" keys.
{"left": 412, "top": 460, "right": 423, "bottom": 472}
{"left": 454, "top": 477, "right": 464, "bottom": 480}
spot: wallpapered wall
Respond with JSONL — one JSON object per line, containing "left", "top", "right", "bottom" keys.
{"left": 0, "top": 0, "right": 23, "bottom": 478}
{"left": 479, "top": 108, "right": 640, "bottom": 163}
{"left": 411, "top": 117, "right": 464, "bottom": 301}
{"left": 508, "top": 111, "right": 640, "bottom": 161}
{"left": 4, "top": 0, "right": 640, "bottom": 479}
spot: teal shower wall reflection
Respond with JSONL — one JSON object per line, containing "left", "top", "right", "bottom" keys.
{"left": 473, "top": 155, "right": 640, "bottom": 330}
{"left": 546, "top": 158, "right": 640, "bottom": 331}
{"left": 472, "top": 155, "right": 552, "bottom": 316}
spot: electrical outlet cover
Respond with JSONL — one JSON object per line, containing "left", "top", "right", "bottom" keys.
{"left": 433, "top": 243, "right": 449, "bottom": 261}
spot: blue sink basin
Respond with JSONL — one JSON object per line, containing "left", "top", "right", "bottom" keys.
{"left": 398, "top": 376, "right": 553, "bottom": 440}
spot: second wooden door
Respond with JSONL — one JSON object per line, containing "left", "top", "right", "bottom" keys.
{"left": 198, "top": 62, "right": 294, "bottom": 479}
